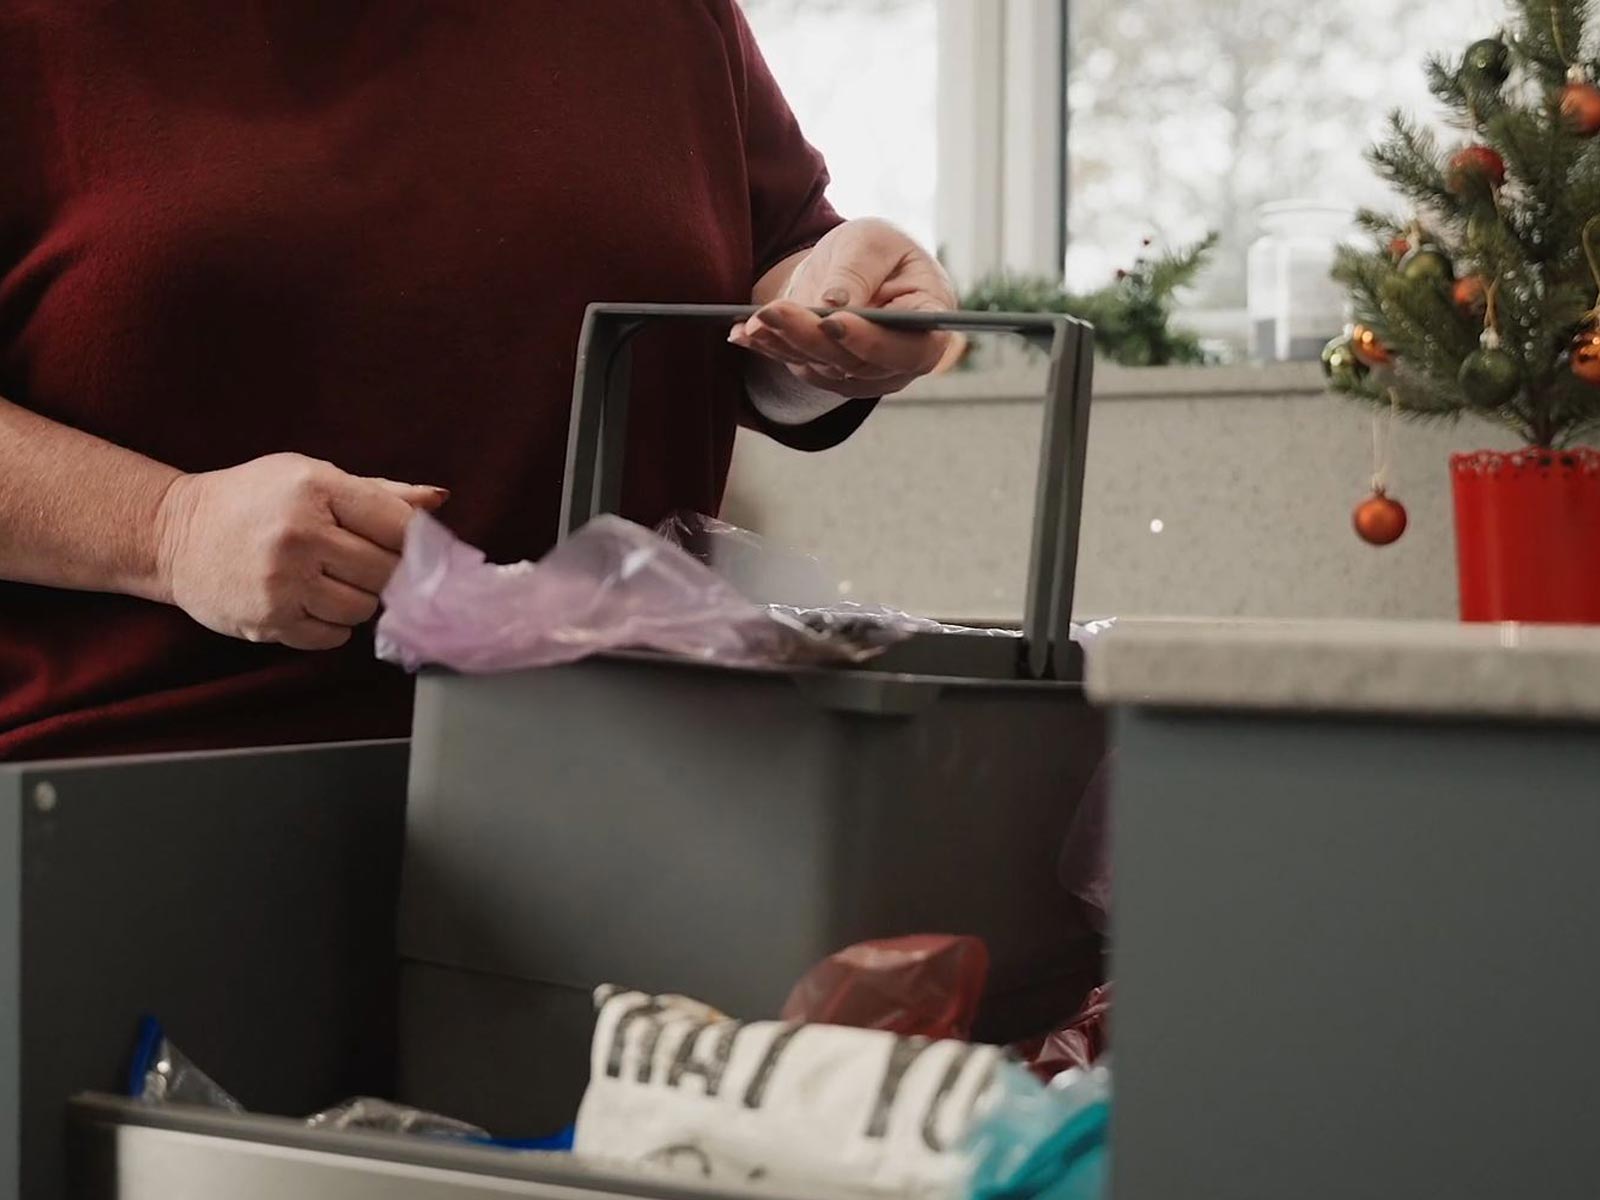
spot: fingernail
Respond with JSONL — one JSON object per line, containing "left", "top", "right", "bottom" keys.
{"left": 821, "top": 288, "right": 850, "bottom": 308}
{"left": 728, "top": 327, "right": 747, "bottom": 345}
{"left": 820, "top": 319, "right": 846, "bottom": 341}
{"left": 431, "top": 487, "right": 450, "bottom": 500}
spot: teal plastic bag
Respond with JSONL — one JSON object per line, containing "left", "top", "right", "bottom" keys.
{"left": 964, "top": 1060, "right": 1110, "bottom": 1200}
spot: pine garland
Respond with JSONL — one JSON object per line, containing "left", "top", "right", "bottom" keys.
{"left": 960, "top": 235, "right": 1218, "bottom": 368}
{"left": 1330, "top": 0, "right": 1600, "bottom": 447}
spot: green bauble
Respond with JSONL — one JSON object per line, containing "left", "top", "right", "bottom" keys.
{"left": 1321, "top": 336, "right": 1368, "bottom": 388}
{"left": 1400, "top": 244, "right": 1454, "bottom": 286}
{"left": 1459, "top": 346, "right": 1519, "bottom": 406}
{"left": 1463, "top": 37, "right": 1510, "bottom": 86}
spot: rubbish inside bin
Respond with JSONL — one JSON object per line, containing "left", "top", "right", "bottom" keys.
{"left": 376, "top": 512, "right": 914, "bottom": 673}
{"left": 574, "top": 983, "right": 1111, "bottom": 1200}
{"left": 781, "top": 934, "right": 990, "bottom": 1041}
{"left": 306, "top": 1096, "right": 488, "bottom": 1139}
{"left": 661, "top": 512, "right": 1118, "bottom": 645}
{"left": 1015, "top": 984, "right": 1112, "bottom": 1084}
{"left": 962, "top": 1059, "right": 1109, "bottom": 1200}
{"left": 574, "top": 985, "right": 1004, "bottom": 1196}
{"left": 125, "top": 1014, "right": 567, "bottom": 1148}
{"left": 127, "top": 1015, "right": 243, "bottom": 1114}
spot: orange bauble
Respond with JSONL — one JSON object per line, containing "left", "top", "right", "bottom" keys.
{"left": 1561, "top": 81, "right": 1600, "bottom": 136}
{"left": 1349, "top": 324, "right": 1393, "bottom": 368}
{"left": 1452, "top": 275, "right": 1489, "bottom": 319}
{"left": 1572, "top": 327, "right": 1600, "bottom": 385}
{"left": 1353, "top": 490, "right": 1408, "bottom": 546}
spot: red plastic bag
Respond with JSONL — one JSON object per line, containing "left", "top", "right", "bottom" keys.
{"left": 1017, "top": 983, "right": 1112, "bottom": 1082}
{"left": 781, "top": 934, "right": 990, "bottom": 1040}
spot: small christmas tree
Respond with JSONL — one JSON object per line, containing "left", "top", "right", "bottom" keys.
{"left": 1330, "top": 0, "right": 1600, "bottom": 448}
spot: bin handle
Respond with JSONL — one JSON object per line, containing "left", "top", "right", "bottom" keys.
{"left": 559, "top": 303, "right": 1093, "bottom": 681}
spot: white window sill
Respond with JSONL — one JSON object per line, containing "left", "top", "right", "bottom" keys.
{"left": 894, "top": 360, "right": 1326, "bottom": 404}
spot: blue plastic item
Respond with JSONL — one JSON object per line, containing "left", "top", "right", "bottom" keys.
{"left": 965, "top": 1061, "right": 1110, "bottom": 1200}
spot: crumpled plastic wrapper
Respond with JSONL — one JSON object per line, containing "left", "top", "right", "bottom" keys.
{"left": 128, "top": 1017, "right": 244, "bottom": 1114}
{"left": 375, "top": 513, "right": 915, "bottom": 674}
{"left": 306, "top": 1097, "right": 488, "bottom": 1139}
{"left": 780, "top": 934, "right": 991, "bottom": 1041}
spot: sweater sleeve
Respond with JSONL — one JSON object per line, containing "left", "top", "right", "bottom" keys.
{"left": 721, "top": 1, "right": 878, "bottom": 450}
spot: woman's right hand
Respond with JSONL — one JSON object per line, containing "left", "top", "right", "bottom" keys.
{"left": 154, "top": 453, "right": 447, "bottom": 650}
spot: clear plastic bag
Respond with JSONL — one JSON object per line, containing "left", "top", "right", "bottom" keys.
{"left": 780, "top": 934, "right": 990, "bottom": 1041}
{"left": 661, "top": 513, "right": 1117, "bottom": 646}
{"left": 306, "top": 1097, "right": 488, "bottom": 1140}
{"left": 375, "top": 513, "right": 911, "bottom": 673}
{"left": 1058, "top": 752, "right": 1114, "bottom": 935}
{"left": 127, "top": 1017, "right": 243, "bottom": 1113}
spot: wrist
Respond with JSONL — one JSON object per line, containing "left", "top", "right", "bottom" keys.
{"left": 144, "top": 469, "right": 194, "bottom": 607}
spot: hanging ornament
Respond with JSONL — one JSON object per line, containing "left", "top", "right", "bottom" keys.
{"left": 1460, "top": 341, "right": 1518, "bottom": 405}
{"left": 1399, "top": 242, "right": 1454, "bottom": 286}
{"left": 1571, "top": 326, "right": 1600, "bottom": 385}
{"left": 1463, "top": 36, "right": 1511, "bottom": 87}
{"left": 1452, "top": 275, "right": 1490, "bottom": 319}
{"left": 1349, "top": 323, "right": 1393, "bottom": 368}
{"left": 1460, "top": 280, "right": 1519, "bottom": 406}
{"left": 1572, "top": 216, "right": 1600, "bottom": 386}
{"left": 1353, "top": 391, "right": 1408, "bottom": 547}
{"left": 1321, "top": 335, "right": 1368, "bottom": 388}
{"left": 1353, "top": 491, "right": 1409, "bottom": 546}
{"left": 1447, "top": 144, "right": 1507, "bottom": 193}
{"left": 1561, "top": 66, "right": 1600, "bottom": 136}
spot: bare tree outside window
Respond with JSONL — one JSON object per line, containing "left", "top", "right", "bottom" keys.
{"left": 1066, "top": 0, "right": 1506, "bottom": 315}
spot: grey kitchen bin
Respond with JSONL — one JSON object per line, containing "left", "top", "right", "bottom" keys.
{"left": 398, "top": 305, "right": 1107, "bottom": 1132}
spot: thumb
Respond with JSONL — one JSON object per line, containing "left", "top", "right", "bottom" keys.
{"left": 373, "top": 479, "right": 451, "bottom": 511}
{"left": 817, "top": 262, "right": 877, "bottom": 310}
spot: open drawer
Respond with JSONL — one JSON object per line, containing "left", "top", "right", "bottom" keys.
{"left": 66, "top": 1094, "right": 818, "bottom": 1200}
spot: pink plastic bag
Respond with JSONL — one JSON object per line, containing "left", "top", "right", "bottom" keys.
{"left": 375, "top": 513, "right": 906, "bottom": 673}
{"left": 780, "top": 934, "right": 991, "bottom": 1041}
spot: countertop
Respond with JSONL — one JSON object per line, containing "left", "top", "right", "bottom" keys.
{"left": 1083, "top": 618, "right": 1600, "bottom": 722}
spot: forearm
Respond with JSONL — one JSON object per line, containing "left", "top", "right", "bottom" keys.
{"left": 0, "top": 396, "right": 179, "bottom": 601}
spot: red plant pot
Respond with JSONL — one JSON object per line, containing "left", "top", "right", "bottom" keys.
{"left": 1451, "top": 448, "right": 1600, "bottom": 623}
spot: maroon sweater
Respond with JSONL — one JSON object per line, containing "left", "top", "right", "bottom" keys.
{"left": 0, "top": 1, "right": 867, "bottom": 761}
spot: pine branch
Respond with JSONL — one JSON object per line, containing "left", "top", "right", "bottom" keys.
{"left": 1368, "top": 112, "right": 1457, "bottom": 214}
{"left": 1145, "top": 232, "right": 1219, "bottom": 297}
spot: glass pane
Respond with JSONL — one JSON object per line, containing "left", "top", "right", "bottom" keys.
{"left": 738, "top": 0, "right": 939, "bottom": 252}
{"left": 1065, "top": 0, "right": 1506, "bottom": 324}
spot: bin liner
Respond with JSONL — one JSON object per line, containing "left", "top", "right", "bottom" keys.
{"left": 781, "top": 934, "right": 990, "bottom": 1041}
{"left": 376, "top": 512, "right": 914, "bottom": 673}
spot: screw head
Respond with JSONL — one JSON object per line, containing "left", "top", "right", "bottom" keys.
{"left": 31, "top": 782, "right": 57, "bottom": 813}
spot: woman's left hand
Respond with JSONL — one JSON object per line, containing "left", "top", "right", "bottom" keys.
{"left": 734, "top": 218, "right": 958, "bottom": 399}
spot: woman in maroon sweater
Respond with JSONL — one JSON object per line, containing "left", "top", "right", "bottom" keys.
{"left": 0, "top": 2, "right": 954, "bottom": 760}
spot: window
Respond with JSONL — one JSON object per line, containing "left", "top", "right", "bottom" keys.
{"left": 1065, "top": 0, "right": 1508, "bottom": 352}
{"left": 742, "top": 0, "right": 1515, "bottom": 358}
{"left": 738, "top": 0, "right": 939, "bottom": 253}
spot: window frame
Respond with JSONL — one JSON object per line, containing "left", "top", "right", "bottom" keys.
{"left": 935, "top": 0, "right": 1068, "bottom": 286}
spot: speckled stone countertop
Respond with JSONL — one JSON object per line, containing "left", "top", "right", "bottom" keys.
{"left": 1084, "top": 619, "right": 1600, "bottom": 722}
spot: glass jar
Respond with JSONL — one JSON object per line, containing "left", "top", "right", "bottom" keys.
{"left": 1247, "top": 201, "right": 1354, "bottom": 363}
